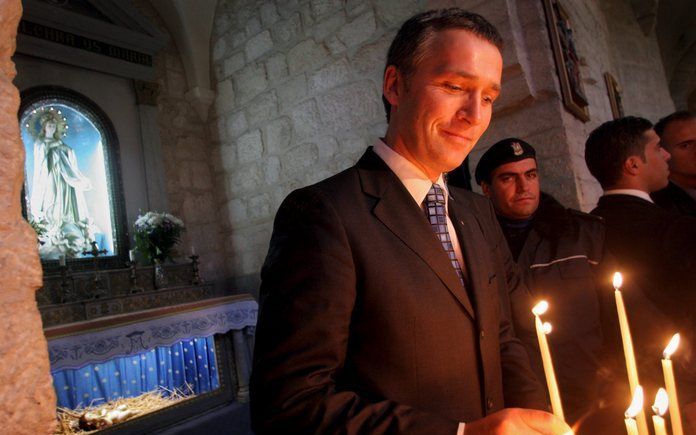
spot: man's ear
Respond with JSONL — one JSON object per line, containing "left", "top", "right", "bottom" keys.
{"left": 623, "top": 156, "right": 641, "bottom": 176}
{"left": 481, "top": 181, "right": 492, "bottom": 197}
{"left": 383, "top": 65, "right": 402, "bottom": 110}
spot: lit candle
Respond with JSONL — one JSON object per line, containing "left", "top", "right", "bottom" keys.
{"left": 59, "top": 255, "right": 66, "bottom": 267}
{"left": 625, "top": 386, "right": 644, "bottom": 435}
{"left": 129, "top": 249, "right": 136, "bottom": 262}
{"left": 662, "top": 333, "right": 683, "bottom": 435}
{"left": 613, "top": 272, "right": 649, "bottom": 435}
{"left": 652, "top": 388, "right": 669, "bottom": 435}
{"left": 532, "top": 301, "right": 564, "bottom": 421}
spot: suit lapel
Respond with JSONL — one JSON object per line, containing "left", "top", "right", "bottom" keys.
{"left": 356, "top": 150, "right": 475, "bottom": 319}
{"left": 448, "top": 194, "right": 494, "bottom": 324}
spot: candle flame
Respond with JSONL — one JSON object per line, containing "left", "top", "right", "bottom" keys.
{"left": 542, "top": 322, "right": 552, "bottom": 334}
{"left": 663, "top": 333, "right": 680, "bottom": 359}
{"left": 532, "top": 300, "right": 548, "bottom": 316}
{"left": 612, "top": 272, "right": 623, "bottom": 289}
{"left": 625, "top": 385, "right": 644, "bottom": 418}
{"left": 652, "top": 388, "right": 669, "bottom": 416}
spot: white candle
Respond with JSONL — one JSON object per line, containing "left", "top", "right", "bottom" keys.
{"left": 625, "top": 418, "right": 639, "bottom": 435}
{"left": 59, "top": 255, "right": 66, "bottom": 267}
{"left": 129, "top": 249, "right": 136, "bottom": 262}
{"left": 652, "top": 388, "right": 669, "bottom": 435}
{"left": 662, "top": 333, "right": 683, "bottom": 435}
{"left": 613, "top": 272, "right": 649, "bottom": 435}
{"left": 190, "top": 245, "right": 196, "bottom": 256}
{"left": 625, "top": 386, "right": 644, "bottom": 435}
{"left": 532, "top": 301, "right": 564, "bottom": 421}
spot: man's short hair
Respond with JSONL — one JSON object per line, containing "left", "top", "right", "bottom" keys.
{"left": 382, "top": 8, "right": 503, "bottom": 122}
{"left": 584, "top": 116, "right": 653, "bottom": 189}
{"left": 654, "top": 110, "right": 696, "bottom": 138}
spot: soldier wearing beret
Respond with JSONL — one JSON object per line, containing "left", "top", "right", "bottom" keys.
{"left": 471, "top": 138, "right": 618, "bottom": 424}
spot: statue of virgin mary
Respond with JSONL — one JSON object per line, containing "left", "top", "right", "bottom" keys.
{"left": 29, "top": 110, "right": 94, "bottom": 257}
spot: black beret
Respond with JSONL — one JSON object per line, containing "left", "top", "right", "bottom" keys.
{"left": 474, "top": 138, "right": 536, "bottom": 185}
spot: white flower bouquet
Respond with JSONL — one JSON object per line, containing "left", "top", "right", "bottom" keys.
{"left": 134, "top": 211, "right": 185, "bottom": 263}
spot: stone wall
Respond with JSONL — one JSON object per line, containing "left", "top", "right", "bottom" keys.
{"left": 549, "top": 0, "right": 676, "bottom": 210}
{"left": 209, "top": 0, "right": 678, "bottom": 293}
{"left": 210, "top": 0, "right": 424, "bottom": 293}
{"left": 133, "top": 0, "right": 230, "bottom": 285}
{"left": 464, "top": 0, "right": 583, "bottom": 210}
{"left": 0, "top": 1, "right": 56, "bottom": 433}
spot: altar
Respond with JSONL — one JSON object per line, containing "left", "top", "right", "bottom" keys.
{"left": 44, "top": 295, "right": 257, "bottom": 433}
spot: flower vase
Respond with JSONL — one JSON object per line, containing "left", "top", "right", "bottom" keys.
{"left": 154, "top": 259, "right": 168, "bottom": 289}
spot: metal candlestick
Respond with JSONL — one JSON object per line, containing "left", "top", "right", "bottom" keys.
{"left": 82, "top": 240, "right": 108, "bottom": 298}
{"left": 126, "top": 261, "right": 143, "bottom": 293}
{"left": 58, "top": 264, "right": 75, "bottom": 303}
{"left": 190, "top": 254, "right": 202, "bottom": 285}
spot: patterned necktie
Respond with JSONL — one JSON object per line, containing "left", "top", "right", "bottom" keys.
{"left": 424, "top": 183, "right": 466, "bottom": 288}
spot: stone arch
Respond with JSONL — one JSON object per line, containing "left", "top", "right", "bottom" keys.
{"left": 0, "top": 0, "right": 56, "bottom": 433}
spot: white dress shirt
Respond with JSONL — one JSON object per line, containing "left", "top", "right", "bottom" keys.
{"left": 372, "top": 140, "right": 466, "bottom": 269}
{"left": 373, "top": 139, "right": 467, "bottom": 435}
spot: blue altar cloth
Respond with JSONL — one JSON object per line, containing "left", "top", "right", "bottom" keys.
{"left": 53, "top": 336, "right": 219, "bottom": 409}
{"left": 46, "top": 297, "right": 258, "bottom": 409}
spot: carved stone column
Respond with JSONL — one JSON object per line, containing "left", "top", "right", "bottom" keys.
{"left": 0, "top": 1, "right": 57, "bottom": 433}
{"left": 135, "top": 80, "right": 169, "bottom": 212}
{"left": 232, "top": 329, "right": 252, "bottom": 403}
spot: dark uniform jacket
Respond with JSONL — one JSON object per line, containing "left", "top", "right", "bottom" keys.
{"left": 651, "top": 181, "right": 696, "bottom": 217}
{"left": 592, "top": 194, "right": 696, "bottom": 404}
{"left": 251, "top": 148, "right": 546, "bottom": 435}
{"left": 497, "top": 193, "right": 615, "bottom": 423}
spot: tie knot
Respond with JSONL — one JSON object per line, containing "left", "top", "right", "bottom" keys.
{"left": 427, "top": 183, "right": 446, "bottom": 205}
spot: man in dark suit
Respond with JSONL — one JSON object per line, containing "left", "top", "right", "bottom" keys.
{"left": 651, "top": 111, "right": 696, "bottom": 217}
{"left": 585, "top": 116, "right": 696, "bottom": 427}
{"left": 251, "top": 8, "right": 571, "bottom": 435}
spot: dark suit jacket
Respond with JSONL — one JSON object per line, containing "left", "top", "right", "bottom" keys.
{"left": 251, "top": 148, "right": 546, "bottom": 434}
{"left": 651, "top": 181, "right": 696, "bottom": 217}
{"left": 592, "top": 194, "right": 696, "bottom": 402}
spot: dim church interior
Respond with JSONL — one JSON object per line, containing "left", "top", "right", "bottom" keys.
{"left": 0, "top": 0, "right": 694, "bottom": 434}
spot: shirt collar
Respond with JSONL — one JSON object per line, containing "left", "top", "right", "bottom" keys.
{"left": 373, "top": 139, "right": 448, "bottom": 206}
{"left": 603, "top": 189, "right": 654, "bottom": 203}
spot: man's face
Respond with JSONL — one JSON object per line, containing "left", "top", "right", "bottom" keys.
{"left": 638, "top": 129, "right": 671, "bottom": 192}
{"left": 482, "top": 158, "right": 540, "bottom": 220}
{"left": 660, "top": 118, "right": 696, "bottom": 187}
{"left": 384, "top": 29, "right": 503, "bottom": 180}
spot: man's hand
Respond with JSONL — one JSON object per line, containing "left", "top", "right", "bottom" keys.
{"left": 465, "top": 408, "right": 573, "bottom": 434}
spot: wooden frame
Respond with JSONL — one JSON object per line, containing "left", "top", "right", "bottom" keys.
{"left": 542, "top": 0, "right": 590, "bottom": 122}
{"left": 604, "top": 72, "right": 625, "bottom": 119}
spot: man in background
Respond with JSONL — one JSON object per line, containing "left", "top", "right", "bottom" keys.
{"left": 651, "top": 111, "right": 696, "bottom": 216}
{"left": 474, "top": 138, "right": 616, "bottom": 424}
{"left": 585, "top": 117, "right": 696, "bottom": 427}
